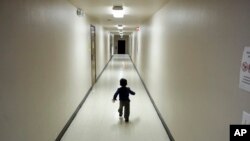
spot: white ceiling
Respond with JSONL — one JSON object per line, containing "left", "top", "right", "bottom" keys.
{"left": 69, "top": 0, "right": 168, "bottom": 34}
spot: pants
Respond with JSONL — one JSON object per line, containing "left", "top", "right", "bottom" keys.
{"left": 118, "top": 100, "right": 130, "bottom": 120}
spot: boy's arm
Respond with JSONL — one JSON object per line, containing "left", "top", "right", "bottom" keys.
{"left": 113, "top": 89, "right": 119, "bottom": 100}
{"left": 128, "top": 88, "right": 135, "bottom": 95}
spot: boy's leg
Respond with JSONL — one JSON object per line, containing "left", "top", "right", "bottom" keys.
{"left": 118, "top": 101, "right": 124, "bottom": 117}
{"left": 124, "top": 101, "right": 130, "bottom": 122}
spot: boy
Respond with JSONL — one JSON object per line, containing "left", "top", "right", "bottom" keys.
{"left": 113, "top": 78, "right": 135, "bottom": 122}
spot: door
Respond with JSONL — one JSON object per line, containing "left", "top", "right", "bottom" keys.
{"left": 90, "top": 25, "right": 96, "bottom": 85}
{"left": 118, "top": 40, "right": 126, "bottom": 54}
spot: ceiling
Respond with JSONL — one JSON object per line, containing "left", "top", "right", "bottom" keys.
{"left": 69, "top": 0, "right": 168, "bottom": 35}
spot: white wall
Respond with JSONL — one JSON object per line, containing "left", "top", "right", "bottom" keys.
{"left": 0, "top": 0, "right": 109, "bottom": 140}
{"left": 130, "top": 0, "right": 250, "bottom": 141}
{"left": 96, "top": 27, "right": 111, "bottom": 76}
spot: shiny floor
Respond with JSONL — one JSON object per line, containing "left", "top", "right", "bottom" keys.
{"left": 61, "top": 54, "right": 170, "bottom": 141}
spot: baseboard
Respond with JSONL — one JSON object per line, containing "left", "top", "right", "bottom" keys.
{"left": 129, "top": 55, "right": 175, "bottom": 141}
{"left": 55, "top": 86, "right": 92, "bottom": 141}
{"left": 96, "top": 55, "right": 113, "bottom": 82}
{"left": 55, "top": 55, "right": 113, "bottom": 141}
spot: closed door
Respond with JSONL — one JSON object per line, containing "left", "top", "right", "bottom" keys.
{"left": 90, "top": 25, "right": 96, "bottom": 85}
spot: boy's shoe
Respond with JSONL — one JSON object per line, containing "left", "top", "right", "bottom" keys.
{"left": 118, "top": 110, "right": 122, "bottom": 117}
{"left": 125, "top": 119, "right": 129, "bottom": 122}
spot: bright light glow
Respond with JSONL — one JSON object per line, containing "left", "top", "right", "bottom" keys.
{"left": 113, "top": 10, "right": 124, "bottom": 18}
{"left": 109, "top": 6, "right": 129, "bottom": 19}
{"left": 117, "top": 25, "right": 124, "bottom": 30}
{"left": 117, "top": 26, "right": 123, "bottom": 29}
{"left": 117, "top": 26, "right": 123, "bottom": 30}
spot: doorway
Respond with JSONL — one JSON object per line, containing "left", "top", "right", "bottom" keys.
{"left": 118, "top": 40, "right": 126, "bottom": 54}
{"left": 90, "top": 25, "right": 96, "bottom": 85}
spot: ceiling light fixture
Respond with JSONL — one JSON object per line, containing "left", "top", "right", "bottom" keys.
{"left": 117, "top": 24, "right": 124, "bottom": 30}
{"left": 112, "top": 6, "right": 124, "bottom": 18}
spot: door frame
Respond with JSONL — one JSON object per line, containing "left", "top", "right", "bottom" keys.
{"left": 90, "top": 25, "right": 96, "bottom": 85}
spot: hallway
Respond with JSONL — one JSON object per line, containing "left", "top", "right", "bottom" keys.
{"left": 1, "top": 0, "right": 250, "bottom": 141}
{"left": 61, "top": 55, "right": 170, "bottom": 141}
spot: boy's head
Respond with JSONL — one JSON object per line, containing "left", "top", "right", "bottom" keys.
{"left": 120, "top": 78, "right": 127, "bottom": 87}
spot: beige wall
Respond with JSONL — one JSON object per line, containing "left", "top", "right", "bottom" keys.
{"left": 0, "top": 0, "right": 109, "bottom": 141}
{"left": 130, "top": 0, "right": 250, "bottom": 141}
{"left": 95, "top": 26, "right": 111, "bottom": 76}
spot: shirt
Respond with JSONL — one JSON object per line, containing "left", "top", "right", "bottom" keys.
{"left": 113, "top": 87, "right": 135, "bottom": 101}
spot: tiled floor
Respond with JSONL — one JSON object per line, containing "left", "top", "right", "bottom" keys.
{"left": 61, "top": 54, "right": 170, "bottom": 141}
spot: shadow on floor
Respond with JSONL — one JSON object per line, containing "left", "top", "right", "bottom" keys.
{"left": 110, "top": 116, "right": 141, "bottom": 133}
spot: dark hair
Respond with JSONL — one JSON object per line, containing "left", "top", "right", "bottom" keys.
{"left": 120, "top": 78, "right": 127, "bottom": 87}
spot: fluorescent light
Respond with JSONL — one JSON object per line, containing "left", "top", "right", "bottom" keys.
{"left": 112, "top": 6, "right": 124, "bottom": 18}
{"left": 117, "top": 25, "right": 124, "bottom": 30}
{"left": 117, "top": 26, "right": 123, "bottom": 30}
{"left": 113, "top": 11, "right": 124, "bottom": 18}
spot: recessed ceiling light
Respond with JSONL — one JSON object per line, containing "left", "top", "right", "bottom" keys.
{"left": 117, "top": 24, "right": 124, "bottom": 30}
{"left": 112, "top": 6, "right": 124, "bottom": 18}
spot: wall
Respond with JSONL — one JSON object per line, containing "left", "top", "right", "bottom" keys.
{"left": 0, "top": 0, "right": 108, "bottom": 140}
{"left": 96, "top": 27, "right": 111, "bottom": 76}
{"left": 131, "top": 0, "right": 250, "bottom": 141}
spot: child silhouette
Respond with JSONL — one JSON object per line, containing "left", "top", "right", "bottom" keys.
{"left": 113, "top": 78, "right": 135, "bottom": 122}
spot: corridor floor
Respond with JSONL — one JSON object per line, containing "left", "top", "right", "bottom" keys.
{"left": 61, "top": 55, "right": 170, "bottom": 141}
